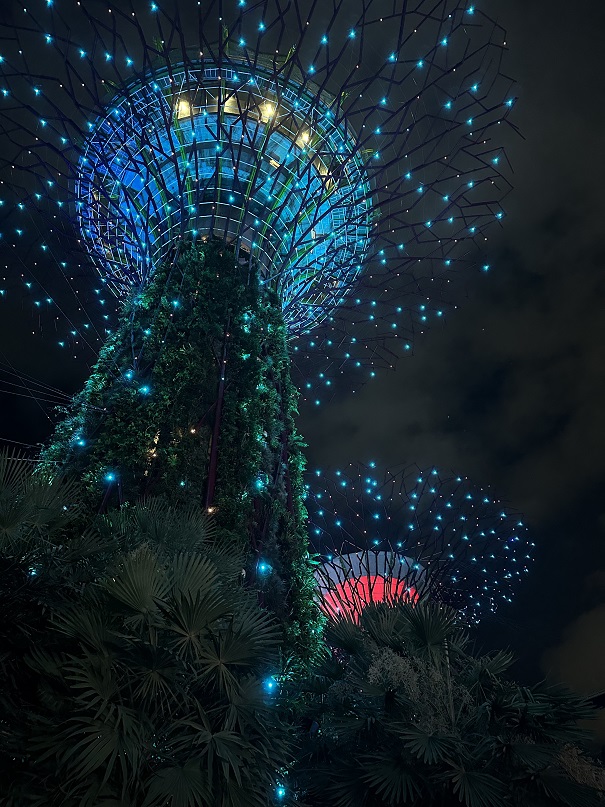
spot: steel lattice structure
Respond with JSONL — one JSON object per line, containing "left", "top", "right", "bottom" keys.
{"left": 307, "top": 463, "right": 534, "bottom": 622}
{"left": 0, "top": 0, "right": 516, "bottom": 397}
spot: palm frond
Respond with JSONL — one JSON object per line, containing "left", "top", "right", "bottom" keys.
{"left": 447, "top": 765, "right": 507, "bottom": 807}
{"left": 0, "top": 448, "right": 33, "bottom": 496}
{"left": 400, "top": 725, "right": 457, "bottom": 765}
{"left": 507, "top": 740, "right": 559, "bottom": 771}
{"left": 103, "top": 545, "right": 169, "bottom": 619}
{"left": 143, "top": 761, "right": 210, "bottom": 807}
{"left": 41, "top": 710, "right": 145, "bottom": 786}
{"left": 360, "top": 753, "right": 425, "bottom": 804}
{"left": 163, "top": 589, "right": 228, "bottom": 659}
{"left": 168, "top": 552, "right": 221, "bottom": 598}
{"left": 51, "top": 604, "right": 113, "bottom": 652}
{"left": 400, "top": 601, "right": 460, "bottom": 658}
{"left": 324, "top": 615, "right": 364, "bottom": 654}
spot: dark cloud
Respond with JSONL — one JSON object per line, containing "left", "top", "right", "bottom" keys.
{"left": 543, "top": 606, "right": 605, "bottom": 742}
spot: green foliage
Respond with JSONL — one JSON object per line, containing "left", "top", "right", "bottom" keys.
{"left": 293, "top": 600, "right": 605, "bottom": 807}
{"left": 38, "top": 242, "right": 265, "bottom": 513}
{"left": 37, "top": 240, "right": 321, "bottom": 660}
{"left": 0, "top": 455, "right": 290, "bottom": 807}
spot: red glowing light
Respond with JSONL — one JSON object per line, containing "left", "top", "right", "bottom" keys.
{"left": 320, "top": 574, "right": 417, "bottom": 621}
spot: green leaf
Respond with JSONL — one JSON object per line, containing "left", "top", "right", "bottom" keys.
{"left": 400, "top": 601, "right": 460, "bottom": 659}
{"left": 143, "top": 761, "right": 210, "bottom": 807}
{"left": 51, "top": 604, "right": 113, "bottom": 652}
{"left": 324, "top": 615, "right": 364, "bottom": 654}
{"left": 507, "top": 740, "right": 558, "bottom": 771}
{"left": 360, "top": 754, "right": 425, "bottom": 804}
{"left": 168, "top": 552, "right": 220, "bottom": 598}
{"left": 103, "top": 545, "right": 168, "bottom": 617}
{"left": 448, "top": 765, "right": 507, "bottom": 807}
{"left": 163, "top": 589, "right": 228, "bottom": 659}
{"left": 400, "top": 725, "right": 456, "bottom": 765}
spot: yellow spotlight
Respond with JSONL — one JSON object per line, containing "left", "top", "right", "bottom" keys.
{"left": 260, "top": 101, "right": 276, "bottom": 122}
{"left": 222, "top": 94, "right": 239, "bottom": 115}
{"left": 300, "top": 129, "right": 311, "bottom": 144}
{"left": 176, "top": 98, "right": 191, "bottom": 119}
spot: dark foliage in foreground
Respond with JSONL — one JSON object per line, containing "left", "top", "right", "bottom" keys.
{"left": 0, "top": 451, "right": 603, "bottom": 807}
{"left": 0, "top": 453, "right": 289, "bottom": 807}
{"left": 292, "top": 601, "right": 605, "bottom": 807}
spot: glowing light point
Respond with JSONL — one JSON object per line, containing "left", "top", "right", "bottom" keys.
{"left": 263, "top": 675, "right": 278, "bottom": 692}
{"left": 310, "top": 464, "right": 531, "bottom": 622}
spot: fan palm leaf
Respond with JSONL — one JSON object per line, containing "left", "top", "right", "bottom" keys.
{"left": 103, "top": 545, "right": 169, "bottom": 621}
{"left": 360, "top": 753, "right": 425, "bottom": 805}
{"left": 447, "top": 765, "right": 508, "bottom": 807}
{"left": 142, "top": 761, "right": 211, "bottom": 807}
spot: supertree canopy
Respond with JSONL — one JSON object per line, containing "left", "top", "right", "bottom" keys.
{"left": 0, "top": 0, "right": 516, "bottom": 391}
{"left": 307, "top": 463, "right": 534, "bottom": 622}
{"left": 0, "top": 0, "right": 518, "bottom": 648}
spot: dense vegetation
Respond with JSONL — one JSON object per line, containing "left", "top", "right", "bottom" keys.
{"left": 293, "top": 602, "right": 605, "bottom": 807}
{"left": 37, "top": 241, "right": 320, "bottom": 660}
{"left": 0, "top": 453, "right": 602, "bottom": 806}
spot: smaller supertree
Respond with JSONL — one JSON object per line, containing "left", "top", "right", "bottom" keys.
{"left": 307, "top": 462, "right": 534, "bottom": 622}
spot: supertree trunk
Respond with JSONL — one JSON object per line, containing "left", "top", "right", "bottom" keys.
{"left": 40, "top": 239, "right": 319, "bottom": 656}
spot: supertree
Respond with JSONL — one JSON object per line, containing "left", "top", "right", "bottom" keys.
{"left": 307, "top": 462, "right": 534, "bottom": 623}
{"left": 0, "top": 0, "right": 516, "bottom": 646}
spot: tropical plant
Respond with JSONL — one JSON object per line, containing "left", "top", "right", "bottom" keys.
{"left": 0, "top": 452, "right": 290, "bottom": 807}
{"left": 292, "top": 600, "right": 605, "bottom": 807}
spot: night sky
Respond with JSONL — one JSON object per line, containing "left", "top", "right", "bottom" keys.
{"left": 1, "top": 0, "right": 605, "bottom": 727}
{"left": 303, "top": 0, "right": 605, "bottom": 710}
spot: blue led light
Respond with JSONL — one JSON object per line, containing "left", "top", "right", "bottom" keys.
{"left": 309, "top": 463, "right": 532, "bottom": 622}
{"left": 264, "top": 676, "right": 278, "bottom": 692}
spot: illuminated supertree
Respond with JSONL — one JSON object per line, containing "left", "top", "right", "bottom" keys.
{"left": 0, "top": 0, "right": 516, "bottom": 645}
{"left": 307, "top": 462, "right": 534, "bottom": 622}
